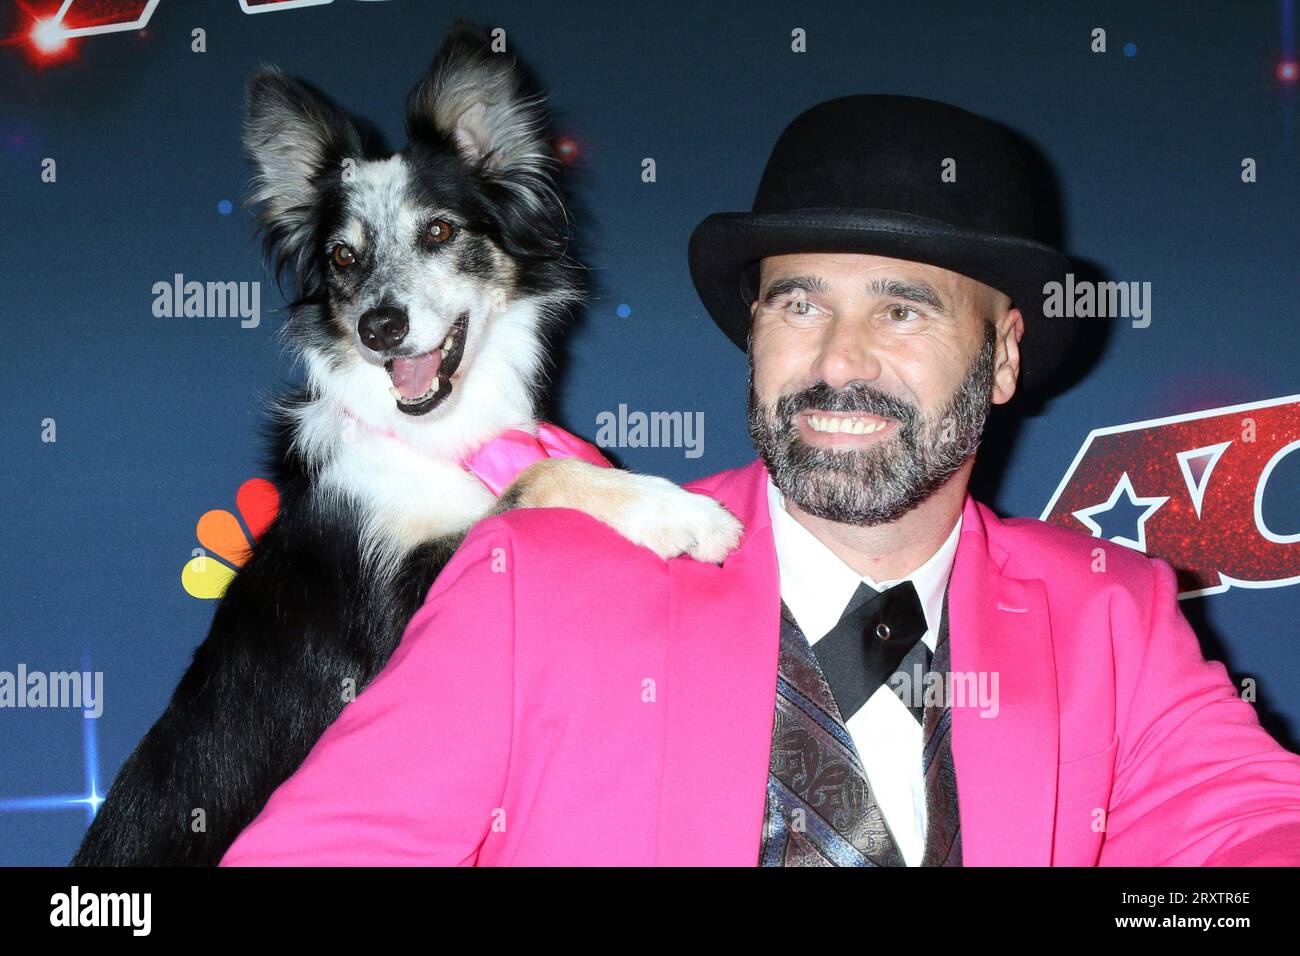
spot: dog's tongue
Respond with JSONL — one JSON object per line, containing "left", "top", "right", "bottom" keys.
{"left": 389, "top": 352, "right": 441, "bottom": 399}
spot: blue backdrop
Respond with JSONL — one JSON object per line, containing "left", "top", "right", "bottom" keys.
{"left": 1, "top": 0, "right": 1297, "bottom": 865}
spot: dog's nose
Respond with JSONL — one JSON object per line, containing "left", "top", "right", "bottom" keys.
{"left": 358, "top": 306, "right": 409, "bottom": 352}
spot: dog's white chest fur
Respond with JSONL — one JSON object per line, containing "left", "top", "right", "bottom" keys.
{"left": 290, "top": 394, "right": 498, "bottom": 580}
{"left": 324, "top": 432, "right": 496, "bottom": 545}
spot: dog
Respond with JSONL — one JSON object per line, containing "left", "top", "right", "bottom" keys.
{"left": 71, "top": 20, "right": 741, "bottom": 866}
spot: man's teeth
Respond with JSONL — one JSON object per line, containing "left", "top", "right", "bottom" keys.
{"left": 807, "top": 415, "right": 889, "bottom": 435}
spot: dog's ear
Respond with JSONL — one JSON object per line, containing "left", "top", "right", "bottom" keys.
{"left": 242, "top": 65, "right": 362, "bottom": 293}
{"left": 404, "top": 19, "right": 548, "bottom": 173}
{"left": 405, "top": 19, "right": 567, "bottom": 259}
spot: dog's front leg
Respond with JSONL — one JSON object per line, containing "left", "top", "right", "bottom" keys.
{"left": 490, "top": 458, "right": 743, "bottom": 563}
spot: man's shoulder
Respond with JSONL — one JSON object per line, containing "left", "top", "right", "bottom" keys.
{"left": 460, "top": 505, "right": 645, "bottom": 564}
{"left": 681, "top": 460, "right": 763, "bottom": 502}
{"left": 976, "top": 499, "right": 1159, "bottom": 595}
{"left": 425, "top": 507, "right": 669, "bottom": 630}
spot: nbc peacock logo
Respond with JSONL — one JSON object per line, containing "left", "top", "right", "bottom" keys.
{"left": 180, "top": 479, "right": 279, "bottom": 599}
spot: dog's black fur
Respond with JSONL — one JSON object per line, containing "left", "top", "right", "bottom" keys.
{"left": 72, "top": 395, "right": 466, "bottom": 865}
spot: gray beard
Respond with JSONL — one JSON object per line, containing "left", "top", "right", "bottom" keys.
{"left": 747, "top": 320, "right": 997, "bottom": 526}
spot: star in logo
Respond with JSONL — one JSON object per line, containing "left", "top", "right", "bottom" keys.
{"left": 1072, "top": 472, "right": 1170, "bottom": 553}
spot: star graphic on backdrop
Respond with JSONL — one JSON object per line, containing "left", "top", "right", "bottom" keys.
{"left": 1072, "top": 472, "right": 1170, "bottom": 553}
{"left": 0, "top": 654, "right": 104, "bottom": 850}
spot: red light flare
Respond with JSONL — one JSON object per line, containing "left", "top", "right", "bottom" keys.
{"left": 5, "top": 1, "right": 80, "bottom": 67}
{"left": 553, "top": 134, "right": 581, "bottom": 167}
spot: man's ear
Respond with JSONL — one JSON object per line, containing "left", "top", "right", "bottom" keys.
{"left": 990, "top": 306, "right": 1024, "bottom": 406}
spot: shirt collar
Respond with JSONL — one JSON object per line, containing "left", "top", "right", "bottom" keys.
{"left": 766, "top": 475, "right": 963, "bottom": 648}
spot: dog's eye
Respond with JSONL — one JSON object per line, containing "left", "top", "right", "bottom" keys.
{"left": 331, "top": 245, "right": 355, "bottom": 269}
{"left": 424, "top": 218, "right": 456, "bottom": 246}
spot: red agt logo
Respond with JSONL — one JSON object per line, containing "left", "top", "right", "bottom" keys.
{"left": 1042, "top": 394, "right": 1300, "bottom": 599}
{"left": 17, "top": 0, "right": 390, "bottom": 61}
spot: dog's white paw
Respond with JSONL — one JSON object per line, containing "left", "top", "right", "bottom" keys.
{"left": 613, "top": 474, "right": 745, "bottom": 563}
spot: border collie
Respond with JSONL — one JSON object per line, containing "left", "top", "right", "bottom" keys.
{"left": 72, "top": 19, "right": 740, "bottom": 866}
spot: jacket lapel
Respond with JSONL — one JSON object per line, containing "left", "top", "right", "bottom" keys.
{"left": 947, "top": 494, "right": 1060, "bottom": 865}
{"left": 656, "top": 461, "right": 1061, "bottom": 866}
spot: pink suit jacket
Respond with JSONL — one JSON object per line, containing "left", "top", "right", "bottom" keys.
{"left": 221, "top": 459, "right": 1300, "bottom": 866}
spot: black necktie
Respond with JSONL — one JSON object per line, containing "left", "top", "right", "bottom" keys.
{"left": 809, "top": 580, "right": 928, "bottom": 722}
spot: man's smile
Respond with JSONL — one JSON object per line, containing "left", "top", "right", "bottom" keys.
{"left": 797, "top": 410, "right": 899, "bottom": 448}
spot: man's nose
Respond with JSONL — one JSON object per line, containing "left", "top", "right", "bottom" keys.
{"left": 358, "top": 305, "right": 409, "bottom": 352}
{"left": 811, "top": 314, "right": 881, "bottom": 389}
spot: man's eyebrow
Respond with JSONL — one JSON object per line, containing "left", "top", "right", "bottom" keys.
{"left": 865, "top": 277, "right": 949, "bottom": 313}
{"left": 760, "top": 274, "right": 829, "bottom": 302}
{"left": 760, "top": 273, "right": 949, "bottom": 313}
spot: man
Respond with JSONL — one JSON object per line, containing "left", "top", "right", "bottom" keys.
{"left": 221, "top": 95, "right": 1300, "bottom": 866}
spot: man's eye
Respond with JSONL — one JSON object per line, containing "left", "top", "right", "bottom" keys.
{"left": 888, "top": 304, "right": 921, "bottom": 322}
{"left": 787, "top": 297, "right": 819, "bottom": 316}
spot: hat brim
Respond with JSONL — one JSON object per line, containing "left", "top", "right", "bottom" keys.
{"left": 688, "top": 208, "right": 1078, "bottom": 395}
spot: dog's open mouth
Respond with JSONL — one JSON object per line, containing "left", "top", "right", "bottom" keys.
{"left": 384, "top": 312, "right": 468, "bottom": 416}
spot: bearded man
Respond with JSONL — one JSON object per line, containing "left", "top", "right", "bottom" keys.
{"left": 221, "top": 95, "right": 1300, "bottom": 867}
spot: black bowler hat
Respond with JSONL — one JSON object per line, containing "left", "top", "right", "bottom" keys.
{"left": 688, "top": 95, "right": 1077, "bottom": 394}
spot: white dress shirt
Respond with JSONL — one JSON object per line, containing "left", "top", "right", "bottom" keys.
{"left": 766, "top": 476, "right": 962, "bottom": 866}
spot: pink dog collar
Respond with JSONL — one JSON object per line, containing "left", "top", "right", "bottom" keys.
{"left": 336, "top": 403, "right": 610, "bottom": 495}
{"left": 458, "top": 422, "right": 612, "bottom": 496}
